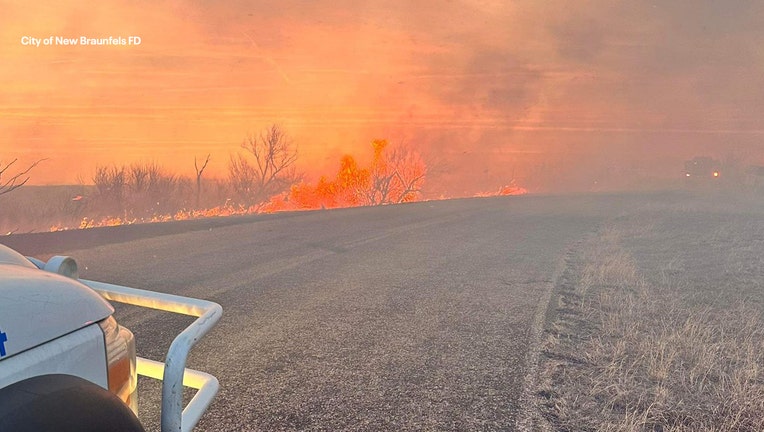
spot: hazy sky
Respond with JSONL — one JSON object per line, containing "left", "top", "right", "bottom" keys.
{"left": 2, "top": 1, "right": 764, "bottom": 191}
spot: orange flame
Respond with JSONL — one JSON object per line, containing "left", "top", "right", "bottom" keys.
{"left": 474, "top": 184, "right": 529, "bottom": 198}
{"left": 263, "top": 140, "right": 426, "bottom": 212}
{"left": 36, "top": 141, "right": 529, "bottom": 234}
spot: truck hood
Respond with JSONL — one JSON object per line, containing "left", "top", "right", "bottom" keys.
{"left": 0, "top": 263, "right": 114, "bottom": 360}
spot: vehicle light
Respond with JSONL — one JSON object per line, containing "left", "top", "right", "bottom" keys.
{"left": 713, "top": 171, "right": 719, "bottom": 177}
{"left": 98, "top": 316, "right": 138, "bottom": 414}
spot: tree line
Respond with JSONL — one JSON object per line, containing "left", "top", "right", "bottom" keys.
{"left": 0, "top": 124, "right": 428, "bottom": 231}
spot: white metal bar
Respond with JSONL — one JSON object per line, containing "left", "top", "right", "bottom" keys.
{"left": 80, "top": 279, "right": 223, "bottom": 432}
{"left": 136, "top": 357, "right": 220, "bottom": 432}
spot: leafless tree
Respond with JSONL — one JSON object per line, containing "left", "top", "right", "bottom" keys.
{"left": 129, "top": 163, "right": 149, "bottom": 193}
{"left": 362, "top": 140, "right": 426, "bottom": 205}
{"left": 228, "top": 154, "right": 257, "bottom": 199}
{"left": 0, "top": 158, "right": 45, "bottom": 196}
{"left": 146, "top": 164, "right": 181, "bottom": 214}
{"left": 195, "top": 154, "right": 211, "bottom": 208}
{"left": 92, "top": 165, "right": 127, "bottom": 215}
{"left": 134, "top": 162, "right": 184, "bottom": 216}
{"left": 92, "top": 162, "right": 191, "bottom": 218}
{"left": 229, "top": 125, "right": 299, "bottom": 204}
{"left": 390, "top": 147, "right": 427, "bottom": 203}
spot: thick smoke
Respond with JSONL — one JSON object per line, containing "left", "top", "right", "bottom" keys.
{"left": 2, "top": 1, "right": 764, "bottom": 192}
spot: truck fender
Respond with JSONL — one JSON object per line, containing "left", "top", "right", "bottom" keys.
{"left": 0, "top": 374, "right": 145, "bottom": 432}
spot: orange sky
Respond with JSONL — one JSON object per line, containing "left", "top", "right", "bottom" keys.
{"left": 2, "top": 1, "right": 764, "bottom": 192}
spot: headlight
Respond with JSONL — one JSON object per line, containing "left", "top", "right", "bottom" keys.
{"left": 98, "top": 316, "right": 138, "bottom": 414}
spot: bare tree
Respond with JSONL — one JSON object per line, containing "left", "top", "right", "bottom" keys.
{"left": 0, "top": 159, "right": 45, "bottom": 196}
{"left": 129, "top": 163, "right": 149, "bottom": 193}
{"left": 390, "top": 147, "right": 427, "bottom": 203}
{"left": 362, "top": 140, "right": 426, "bottom": 205}
{"left": 194, "top": 154, "right": 211, "bottom": 208}
{"left": 228, "top": 154, "right": 257, "bottom": 199}
{"left": 361, "top": 140, "right": 393, "bottom": 205}
{"left": 92, "top": 165, "right": 127, "bottom": 215}
{"left": 144, "top": 163, "right": 181, "bottom": 215}
{"left": 229, "top": 125, "right": 299, "bottom": 204}
{"left": 92, "top": 162, "right": 190, "bottom": 218}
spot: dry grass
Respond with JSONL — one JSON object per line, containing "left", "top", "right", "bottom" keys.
{"left": 539, "top": 213, "right": 764, "bottom": 431}
{"left": 0, "top": 178, "right": 237, "bottom": 234}
{"left": 0, "top": 185, "right": 90, "bottom": 234}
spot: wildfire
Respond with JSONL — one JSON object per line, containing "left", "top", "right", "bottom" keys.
{"left": 39, "top": 140, "right": 527, "bottom": 234}
{"left": 264, "top": 155, "right": 368, "bottom": 211}
{"left": 262, "top": 139, "right": 426, "bottom": 212}
{"left": 499, "top": 185, "right": 528, "bottom": 196}
{"left": 474, "top": 184, "right": 528, "bottom": 198}
{"left": 49, "top": 202, "right": 262, "bottom": 232}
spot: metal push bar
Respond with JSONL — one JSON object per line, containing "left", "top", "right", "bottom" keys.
{"left": 81, "top": 279, "right": 223, "bottom": 432}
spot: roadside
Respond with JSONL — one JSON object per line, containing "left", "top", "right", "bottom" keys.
{"left": 536, "top": 198, "right": 764, "bottom": 431}
{"left": 52, "top": 194, "right": 608, "bottom": 431}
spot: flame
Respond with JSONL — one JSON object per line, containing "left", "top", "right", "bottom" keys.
{"left": 36, "top": 140, "right": 528, "bottom": 234}
{"left": 474, "top": 184, "right": 529, "bottom": 198}
{"left": 263, "top": 140, "right": 426, "bottom": 212}
{"left": 499, "top": 185, "right": 529, "bottom": 196}
{"left": 48, "top": 202, "right": 261, "bottom": 232}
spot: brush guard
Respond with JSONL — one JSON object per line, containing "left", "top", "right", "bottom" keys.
{"left": 80, "top": 279, "right": 223, "bottom": 432}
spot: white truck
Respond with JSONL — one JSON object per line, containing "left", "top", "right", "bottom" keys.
{"left": 0, "top": 243, "right": 222, "bottom": 432}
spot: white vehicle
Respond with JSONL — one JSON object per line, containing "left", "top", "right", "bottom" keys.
{"left": 0, "top": 243, "right": 222, "bottom": 432}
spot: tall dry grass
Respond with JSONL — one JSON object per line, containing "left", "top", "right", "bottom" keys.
{"left": 540, "top": 224, "right": 764, "bottom": 431}
{"left": 0, "top": 172, "right": 238, "bottom": 234}
{"left": 0, "top": 185, "right": 90, "bottom": 234}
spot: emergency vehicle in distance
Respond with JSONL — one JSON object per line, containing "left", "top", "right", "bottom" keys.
{"left": 684, "top": 156, "right": 721, "bottom": 181}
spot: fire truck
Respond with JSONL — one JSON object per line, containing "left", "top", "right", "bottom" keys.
{"left": 0, "top": 243, "right": 222, "bottom": 432}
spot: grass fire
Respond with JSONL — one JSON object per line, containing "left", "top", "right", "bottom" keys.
{"left": 0, "top": 127, "right": 525, "bottom": 235}
{"left": 5, "top": 2, "right": 764, "bottom": 430}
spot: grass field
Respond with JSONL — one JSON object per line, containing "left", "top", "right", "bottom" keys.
{"left": 0, "top": 181, "right": 231, "bottom": 235}
{"left": 538, "top": 195, "right": 764, "bottom": 431}
{"left": 0, "top": 185, "right": 92, "bottom": 234}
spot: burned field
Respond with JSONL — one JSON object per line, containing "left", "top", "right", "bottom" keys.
{"left": 538, "top": 196, "right": 764, "bottom": 431}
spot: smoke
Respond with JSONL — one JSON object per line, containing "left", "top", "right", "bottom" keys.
{"left": 2, "top": 1, "right": 764, "bottom": 192}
